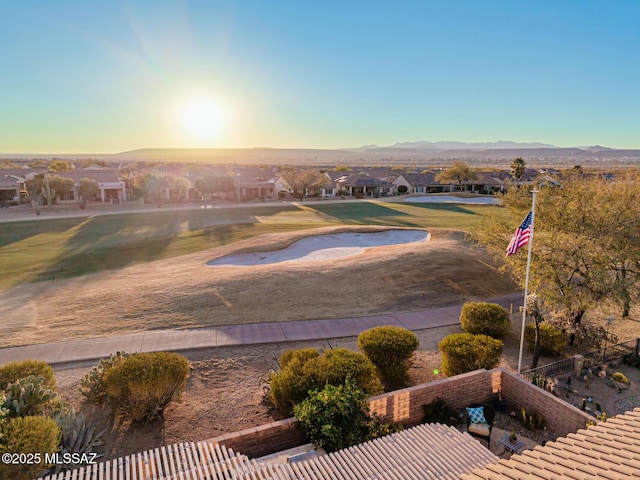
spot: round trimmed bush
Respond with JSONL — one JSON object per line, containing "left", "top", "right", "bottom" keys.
{"left": 270, "top": 347, "right": 383, "bottom": 416}
{"left": 438, "top": 333, "right": 503, "bottom": 376}
{"left": 524, "top": 322, "right": 565, "bottom": 356}
{"left": 279, "top": 347, "right": 320, "bottom": 369}
{"left": 104, "top": 352, "right": 190, "bottom": 422}
{"left": 0, "top": 360, "right": 56, "bottom": 391}
{"left": 358, "top": 326, "right": 419, "bottom": 391}
{"left": 460, "top": 302, "right": 511, "bottom": 339}
{"left": 0, "top": 416, "right": 60, "bottom": 480}
{"left": 322, "top": 348, "right": 384, "bottom": 395}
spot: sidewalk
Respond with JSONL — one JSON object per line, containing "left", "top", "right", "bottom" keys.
{"left": 0, "top": 293, "right": 523, "bottom": 367}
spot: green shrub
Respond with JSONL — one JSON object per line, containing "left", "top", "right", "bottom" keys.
{"left": 0, "top": 360, "right": 56, "bottom": 391}
{"left": 0, "top": 416, "right": 60, "bottom": 480}
{"left": 322, "top": 348, "right": 384, "bottom": 395}
{"left": 279, "top": 348, "right": 320, "bottom": 369}
{"left": 270, "top": 348, "right": 383, "bottom": 416}
{"left": 438, "top": 333, "right": 503, "bottom": 376}
{"left": 358, "top": 326, "right": 419, "bottom": 391}
{"left": 80, "top": 351, "right": 130, "bottom": 403}
{"left": 104, "top": 352, "right": 190, "bottom": 422}
{"left": 2, "top": 375, "right": 60, "bottom": 418}
{"left": 460, "top": 302, "right": 511, "bottom": 339}
{"left": 524, "top": 322, "right": 566, "bottom": 356}
{"left": 293, "top": 376, "right": 401, "bottom": 453}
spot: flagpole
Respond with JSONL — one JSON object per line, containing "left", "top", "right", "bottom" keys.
{"left": 517, "top": 189, "right": 538, "bottom": 374}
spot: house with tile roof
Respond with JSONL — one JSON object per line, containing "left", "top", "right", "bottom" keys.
{"left": 41, "top": 367, "right": 638, "bottom": 480}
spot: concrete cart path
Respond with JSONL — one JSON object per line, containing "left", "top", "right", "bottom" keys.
{"left": 0, "top": 293, "right": 523, "bottom": 367}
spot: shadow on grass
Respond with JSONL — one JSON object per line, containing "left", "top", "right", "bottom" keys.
{"left": 400, "top": 202, "right": 483, "bottom": 215}
{"left": 0, "top": 217, "right": 87, "bottom": 248}
{"left": 22, "top": 210, "right": 263, "bottom": 284}
{"left": 309, "top": 202, "right": 422, "bottom": 227}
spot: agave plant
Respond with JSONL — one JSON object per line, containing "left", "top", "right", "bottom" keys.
{"left": 49, "top": 406, "right": 106, "bottom": 474}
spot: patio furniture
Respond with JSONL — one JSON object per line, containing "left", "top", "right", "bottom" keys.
{"left": 496, "top": 432, "right": 526, "bottom": 457}
{"left": 465, "top": 403, "right": 495, "bottom": 448}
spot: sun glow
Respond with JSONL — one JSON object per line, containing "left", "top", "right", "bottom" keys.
{"left": 181, "top": 98, "right": 226, "bottom": 141}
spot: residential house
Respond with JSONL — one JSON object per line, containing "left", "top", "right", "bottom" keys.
{"left": 393, "top": 172, "right": 451, "bottom": 194}
{"left": 231, "top": 166, "right": 277, "bottom": 200}
{"left": 54, "top": 169, "right": 127, "bottom": 203}
{"left": 334, "top": 171, "right": 393, "bottom": 197}
{"left": 0, "top": 168, "right": 46, "bottom": 202}
{"left": 41, "top": 368, "right": 640, "bottom": 480}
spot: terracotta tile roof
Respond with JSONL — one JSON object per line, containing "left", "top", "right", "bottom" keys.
{"left": 39, "top": 423, "right": 499, "bottom": 480}
{"left": 460, "top": 408, "right": 640, "bottom": 480}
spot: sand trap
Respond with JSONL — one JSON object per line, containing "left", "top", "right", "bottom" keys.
{"left": 404, "top": 195, "right": 501, "bottom": 205}
{"left": 208, "top": 229, "right": 430, "bottom": 267}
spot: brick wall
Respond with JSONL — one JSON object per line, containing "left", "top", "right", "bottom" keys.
{"left": 211, "top": 368, "right": 593, "bottom": 458}
{"left": 209, "top": 417, "right": 306, "bottom": 458}
{"left": 212, "top": 369, "right": 498, "bottom": 457}
{"left": 500, "top": 368, "right": 593, "bottom": 436}
{"left": 368, "top": 369, "right": 497, "bottom": 425}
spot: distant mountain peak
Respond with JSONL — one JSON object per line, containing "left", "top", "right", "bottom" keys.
{"left": 385, "top": 140, "right": 558, "bottom": 150}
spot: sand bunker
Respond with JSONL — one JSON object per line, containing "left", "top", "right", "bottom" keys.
{"left": 404, "top": 195, "right": 501, "bottom": 205}
{"left": 208, "top": 229, "right": 429, "bottom": 267}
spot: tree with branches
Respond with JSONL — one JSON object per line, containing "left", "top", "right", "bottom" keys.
{"left": 435, "top": 161, "right": 478, "bottom": 191}
{"left": 469, "top": 170, "right": 640, "bottom": 367}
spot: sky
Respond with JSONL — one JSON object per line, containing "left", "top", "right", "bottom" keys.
{"left": 1, "top": 0, "right": 639, "bottom": 153}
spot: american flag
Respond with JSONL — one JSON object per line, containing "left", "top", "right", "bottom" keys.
{"left": 506, "top": 211, "right": 532, "bottom": 256}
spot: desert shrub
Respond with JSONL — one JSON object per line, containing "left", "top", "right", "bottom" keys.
{"left": 612, "top": 372, "right": 629, "bottom": 384}
{"left": 279, "top": 348, "right": 320, "bottom": 369}
{"left": 270, "top": 348, "right": 383, "bottom": 416}
{"left": 0, "top": 359, "right": 56, "bottom": 391}
{"left": 2, "top": 375, "right": 60, "bottom": 418}
{"left": 80, "top": 351, "right": 130, "bottom": 403}
{"left": 104, "top": 352, "right": 190, "bottom": 422}
{"left": 0, "top": 416, "right": 60, "bottom": 480}
{"left": 438, "top": 333, "right": 503, "bottom": 377}
{"left": 524, "top": 322, "right": 566, "bottom": 356}
{"left": 322, "top": 348, "right": 384, "bottom": 395}
{"left": 460, "top": 302, "right": 511, "bottom": 339}
{"left": 293, "top": 376, "right": 401, "bottom": 453}
{"left": 358, "top": 326, "right": 419, "bottom": 391}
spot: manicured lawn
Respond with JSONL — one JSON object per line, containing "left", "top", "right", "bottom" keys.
{"left": 0, "top": 201, "right": 503, "bottom": 290}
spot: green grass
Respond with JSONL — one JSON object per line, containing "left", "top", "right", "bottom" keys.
{"left": 0, "top": 201, "right": 504, "bottom": 290}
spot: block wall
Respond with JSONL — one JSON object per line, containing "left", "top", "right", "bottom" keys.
{"left": 368, "top": 369, "right": 498, "bottom": 425}
{"left": 500, "top": 368, "right": 593, "bottom": 436}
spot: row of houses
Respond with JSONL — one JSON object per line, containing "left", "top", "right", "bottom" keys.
{"left": 0, "top": 164, "right": 554, "bottom": 204}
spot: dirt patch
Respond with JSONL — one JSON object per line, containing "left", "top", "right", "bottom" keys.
{"left": 54, "top": 329, "right": 462, "bottom": 460}
{"left": 0, "top": 227, "right": 518, "bottom": 347}
{"left": 53, "top": 317, "right": 640, "bottom": 461}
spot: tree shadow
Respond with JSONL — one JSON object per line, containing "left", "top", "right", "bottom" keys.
{"left": 309, "top": 202, "right": 421, "bottom": 227}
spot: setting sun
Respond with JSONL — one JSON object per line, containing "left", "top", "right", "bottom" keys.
{"left": 181, "top": 98, "right": 225, "bottom": 141}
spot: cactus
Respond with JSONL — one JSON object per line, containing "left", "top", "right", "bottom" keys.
{"left": 2, "top": 375, "right": 59, "bottom": 417}
{"left": 48, "top": 407, "right": 106, "bottom": 474}
{"left": 80, "top": 351, "right": 130, "bottom": 403}
{"left": 520, "top": 406, "right": 545, "bottom": 432}
{"left": 580, "top": 398, "right": 587, "bottom": 411}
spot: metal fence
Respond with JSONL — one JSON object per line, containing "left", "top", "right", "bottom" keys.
{"left": 520, "top": 357, "right": 576, "bottom": 383}
{"left": 521, "top": 337, "right": 640, "bottom": 383}
{"left": 583, "top": 338, "right": 639, "bottom": 369}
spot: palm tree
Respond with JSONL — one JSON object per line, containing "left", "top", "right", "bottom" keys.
{"left": 510, "top": 157, "right": 526, "bottom": 180}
